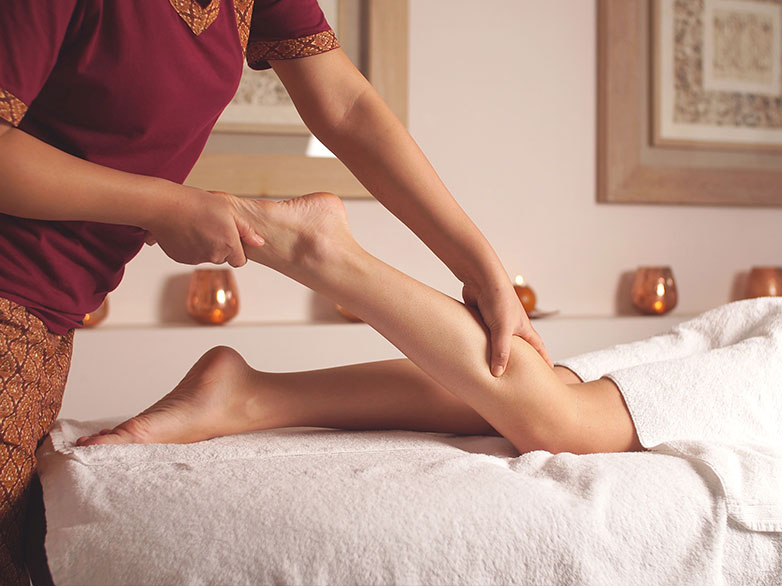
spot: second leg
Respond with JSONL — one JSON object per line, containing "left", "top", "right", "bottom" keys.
{"left": 78, "top": 349, "right": 496, "bottom": 445}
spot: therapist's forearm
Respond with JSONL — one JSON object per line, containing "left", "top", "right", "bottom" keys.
{"left": 311, "top": 85, "right": 506, "bottom": 286}
{"left": 0, "top": 122, "right": 170, "bottom": 227}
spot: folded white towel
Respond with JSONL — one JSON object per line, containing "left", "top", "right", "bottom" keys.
{"left": 557, "top": 298, "right": 782, "bottom": 532}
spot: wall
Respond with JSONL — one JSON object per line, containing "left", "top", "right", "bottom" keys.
{"left": 107, "top": 0, "right": 782, "bottom": 327}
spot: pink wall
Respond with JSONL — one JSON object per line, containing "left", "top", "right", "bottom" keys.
{"left": 108, "top": 0, "right": 781, "bottom": 326}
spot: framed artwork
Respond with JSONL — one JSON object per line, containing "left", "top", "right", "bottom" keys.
{"left": 214, "top": 0, "right": 340, "bottom": 134}
{"left": 654, "top": 0, "right": 782, "bottom": 150}
{"left": 186, "top": 0, "right": 408, "bottom": 198}
{"left": 598, "top": 0, "right": 782, "bottom": 205}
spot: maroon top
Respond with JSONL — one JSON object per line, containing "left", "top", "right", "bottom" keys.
{"left": 0, "top": 0, "right": 338, "bottom": 334}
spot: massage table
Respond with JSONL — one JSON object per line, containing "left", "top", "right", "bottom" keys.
{"left": 32, "top": 299, "right": 782, "bottom": 584}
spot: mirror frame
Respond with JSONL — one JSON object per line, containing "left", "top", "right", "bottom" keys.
{"left": 185, "top": 0, "right": 408, "bottom": 199}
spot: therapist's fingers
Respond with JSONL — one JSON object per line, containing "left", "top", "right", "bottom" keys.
{"left": 225, "top": 246, "right": 248, "bottom": 268}
{"left": 488, "top": 321, "right": 513, "bottom": 377}
{"left": 518, "top": 319, "right": 553, "bottom": 368}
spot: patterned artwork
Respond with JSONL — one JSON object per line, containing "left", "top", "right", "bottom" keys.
{"left": 215, "top": 0, "right": 340, "bottom": 133}
{"left": 217, "top": 62, "right": 309, "bottom": 131}
{"left": 711, "top": 9, "right": 776, "bottom": 84}
{"left": 655, "top": 0, "right": 782, "bottom": 149}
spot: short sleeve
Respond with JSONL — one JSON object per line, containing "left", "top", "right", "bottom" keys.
{"left": 246, "top": 0, "right": 340, "bottom": 71}
{"left": 0, "top": 0, "right": 79, "bottom": 126}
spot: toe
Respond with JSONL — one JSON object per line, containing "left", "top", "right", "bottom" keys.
{"left": 114, "top": 417, "right": 155, "bottom": 444}
{"left": 75, "top": 420, "right": 151, "bottom": 447}
{"left": 89, "top": 432, "right": 133, "bottom": 445}
{"left": 76, "top": 428, "right": 137, "bottom": 446}
{"left": 76, "top": 433, "right": 110, "bottom": 446}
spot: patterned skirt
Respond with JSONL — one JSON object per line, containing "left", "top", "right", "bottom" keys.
{"left": 0, "top": 297, "right": 73, "bottom": 585}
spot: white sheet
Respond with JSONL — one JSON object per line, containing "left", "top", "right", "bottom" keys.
{"left": 37, "top": 419, "right": 782, "bottom": 585}
{"left": 557, "top": 297, "right": 782, "bottom": 532}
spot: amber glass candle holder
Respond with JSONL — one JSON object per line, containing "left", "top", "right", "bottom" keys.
{"left": 631, "top": 266, "right": 677, "bottom": 315}
{"left": 186, "top": 269, "right": 239, "bottom": 325}
{"left": 513, "top": 275, "right": 537, "bottom": 313}
{"left": 746, "top": 266, "right": 782, "bottom": 298}
{"left": 83, "top": 296, "right": 109, "bottom": 328}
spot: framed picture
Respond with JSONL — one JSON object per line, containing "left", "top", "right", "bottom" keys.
{"left": 214, "top": 0, "right": 341, "bottom": 134}
{"left": 598, "top": 0, "right": 782, "bottom": 206}
{"left": 186, "top": 0, "right": 408, "bottom": 198}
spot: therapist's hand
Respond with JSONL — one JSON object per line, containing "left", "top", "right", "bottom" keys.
{"left": 462, "top": 279, "right": 553, "bottom": 376}
{"left": 144, "top": 188, "right": 265, "bottom": 267}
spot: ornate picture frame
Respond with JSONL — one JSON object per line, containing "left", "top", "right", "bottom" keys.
{"left": 598, "top": 0, "right": 782, "bottom": 206}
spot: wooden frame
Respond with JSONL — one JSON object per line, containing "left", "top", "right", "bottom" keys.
{"left": 597, "top": 0, "right": 782, "bottom": 206}
{"left": 185, "top": 0, "right": 408, "bottom": 199}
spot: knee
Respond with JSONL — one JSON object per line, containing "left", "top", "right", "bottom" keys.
{"left": 497, "top": 338, "right": 581, "bottom": 454}
{"left": 529, "top": 378, "right": 641, "bottom": 455}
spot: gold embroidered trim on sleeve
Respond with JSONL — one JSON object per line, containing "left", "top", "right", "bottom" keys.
{"left": 232, "top": 0, "right": 254, "bottom": 55}
{"left": 169, "top": 0, "right": 220, "bottom": 36}
{"left": 247, "top": 29, "right": 340, "bottom": 67}
{"left": 0, "top": 89, "right": 27, "bottom": 127}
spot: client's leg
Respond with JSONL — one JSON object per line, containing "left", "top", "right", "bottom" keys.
{"left": 79, "top": 349, "right": 497, "bottom": 445}
{"left": 80, "top": 193, "right": 640, "bottom": 454}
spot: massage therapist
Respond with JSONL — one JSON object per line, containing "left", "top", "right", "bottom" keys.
{"left": 0, "top": 1, "right": 549, "bottom": 582}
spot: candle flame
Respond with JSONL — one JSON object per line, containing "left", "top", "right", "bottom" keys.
{"left": 656, "top": 282, "right": 666, "bottom": 296}
{"left": 514, "top": 275, "right": 526, "bottom": 286}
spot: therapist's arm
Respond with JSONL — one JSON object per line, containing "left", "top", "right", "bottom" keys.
{"left": 271, "top": 49, "right": 552, "bottom": 374}
{"left": 0, "top": 119, "right": 262, "bottom": 266}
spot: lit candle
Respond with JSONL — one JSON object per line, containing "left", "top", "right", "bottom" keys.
{"left": 83, "top": 297, "right": 109, "bottom": 328}
{"left": 513, "top": 275, "right": 537, "bottom": 313}
{"left": 746, "top": 266, "right": 782, "bottom": 299}
{"left": 631, "top": 266, "right": 677, "bottom": 315}
{"left": 186, "top": 269, "right": 240, "bottom": 325}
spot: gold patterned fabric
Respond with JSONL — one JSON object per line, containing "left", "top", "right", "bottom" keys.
{"left": 232, "top": 0, "right": 254, "bottom": 55}
{"left": 0, "top": 88, "right": 27, "bottom": 127}
{"left": 169, "top": 0, "right": 221, "bottom": 36}
{"left": 247, "top": 29, "right": 340, "bottom": 66}
{"left": 0, "top": 298, "right": 73, "bottom": 585}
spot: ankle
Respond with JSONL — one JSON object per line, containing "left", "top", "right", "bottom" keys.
{"left": 297, "top": 193, "right": 354, "bottom": 264}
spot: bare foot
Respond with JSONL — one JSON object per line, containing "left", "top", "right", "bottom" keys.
{"left": 76, "top": 194, "right": 356, "bottom": 447}
{"left": 76, "top": 346, "right": 264, "bottom": 446}
{"left": 238, "top": 192, "right": 355, "bottom": 277}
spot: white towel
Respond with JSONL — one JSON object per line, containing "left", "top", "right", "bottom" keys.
{"left": 37, "top": 420, "right": 779, "bottom": 585}
{"left": 557, "top": 297, "right": 782, "bottom": 532}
